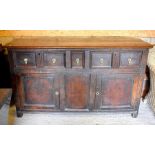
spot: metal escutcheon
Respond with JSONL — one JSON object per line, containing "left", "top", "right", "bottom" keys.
{"left": 96, "top": 92, "right": 100, "bottom": 95}
{"left": 52, "top": 58, "right": 56, "bottom": 64}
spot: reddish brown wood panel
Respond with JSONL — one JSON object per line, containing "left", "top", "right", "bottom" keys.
{"left": 24, "top": 77, "right": 53, "bottom": 105}
{"left": 101, "top": 78, "right": 132, "bottom": 107}
{"left": 131, "top": 76, "right": 144, "bottom": 106}
{"left": 65, "top": 74, "right": 90, "bottom": 109}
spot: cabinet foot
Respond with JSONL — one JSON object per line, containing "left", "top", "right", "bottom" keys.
{"left": 131, "top": 111, "right": 138, "bottom": 118}
{"left": 16, "top": 111, "right": 23, "bottom": 118}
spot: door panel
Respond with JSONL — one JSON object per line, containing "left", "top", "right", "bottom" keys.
{"left": 25, "top": 77, "right": 53, "bottom": 105}
{"left": 65, "top": 73, "right": 90, "bottom": 110}
{"left": 95, "top": 74, "right": 139, "bottom": 109}
{"left": 22, "top": 74, "right": 62, "bottom": 109}
{"left": 101, "top": 78, "right": 132, "bottom": 107}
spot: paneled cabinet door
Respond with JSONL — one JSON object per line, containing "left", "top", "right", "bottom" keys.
{"left": 94, "top": 74, "right": 143, "bottom": 110}
{"left": 64, "top": 73, "right": 91, "bottom": 111}
{"left": 21, "top": 74, "right": 63, "bottom": 110}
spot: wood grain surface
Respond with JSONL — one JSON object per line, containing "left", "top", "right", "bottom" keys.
{"left": 5, "top": 36, "right": 153, "bottom": 48}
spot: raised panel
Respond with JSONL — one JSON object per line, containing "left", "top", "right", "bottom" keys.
{"left": 101, "top": 78, "right": 132, "bottom": 107}
{"left": 23, "top": 75, "right": 61, "bottom": 109}
{"left": 95, "top": 75, "right": 133, "bottom": 109}
{"left": 65, "top": 73, "right": 90, "bottom": 110}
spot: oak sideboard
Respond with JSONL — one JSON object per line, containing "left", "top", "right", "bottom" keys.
{"left": 5, "top": 36, "right": 153, "bottom": 117}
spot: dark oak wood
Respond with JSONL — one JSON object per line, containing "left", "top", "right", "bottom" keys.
{"left": 91, "top": 51, "right": 112, "bottom": 68}
{"left": 5, "top": 37, "right": 153, "bottom": 118}
{"left": 71, "top": 51, "right": 84, "bottom": 68}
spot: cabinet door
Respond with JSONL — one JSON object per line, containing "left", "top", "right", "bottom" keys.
{"left": 94, "top": 74, "right": 143, "bottom": 110}
{"left": 21, "top": 74, "right": 63, "bottom": 110}
{"left": 64, "top": 73, "right": 90, "bottom": 111}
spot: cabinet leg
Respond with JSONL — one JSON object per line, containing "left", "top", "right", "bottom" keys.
{"left": 16, "top": 110, "right": 23, "bottom": 118}
{"left": 131, "top": 111, "right": 138, "bottom": 118}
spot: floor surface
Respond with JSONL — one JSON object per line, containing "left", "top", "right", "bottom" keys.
{"left": 0, "top": 100, "right": 155, "bottom": 125}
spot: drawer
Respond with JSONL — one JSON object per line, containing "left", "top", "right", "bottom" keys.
{"left": 91, "top": 52, "right": 112, "bottom": 68}
{"left": 14, "top": 52, "right": 36, "bottom": 67}
{"left": 44, "top": 52, "right": 65, "bottom": 68}
{"left": 120, "top": 52, "right": 142, "bottom": 67}
{"left": 71, "top": 51, "right": 84, "bottom": 68}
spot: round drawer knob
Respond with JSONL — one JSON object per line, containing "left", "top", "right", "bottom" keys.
{"left": 100, "top": 58, "right": 104, "bottom": 64}
{"left": 76, "top": 58, "right": 80, "bottom": 64}
{"left": 96, "top": 91, "right": 100, "bottom": 95}
{"left": 52, "top": 58, "right": 56, "bottom": 64}
{"left": 55, "top": 91, "right": 59, "bottom": 95}
{"left": 24, "top": 58, "right": 28, "bottom": 64}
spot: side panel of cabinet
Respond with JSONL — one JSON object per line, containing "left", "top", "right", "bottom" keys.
{"left": 94, "top": 74, "right": 143, "bottom": 110}
{"left": 20, "top": 74, "right": 63, "bottom": 111}
{"left": 64, "top": 73, "right": 90, "bottom": 111}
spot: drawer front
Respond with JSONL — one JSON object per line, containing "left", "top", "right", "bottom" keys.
{"left": 120, "top": 52, "right": 142, "bottom": 67}
{"left": 14, "top": 52, "right": 36, "bottom": 67}
{"left": 91, "top": 52, "right": 112, "bottom": 68}
{"left": 71, "top": 52, "right": 84, "bottom": 68}
{"left": 44, "top": 52, "right": 65, "bottom": 68}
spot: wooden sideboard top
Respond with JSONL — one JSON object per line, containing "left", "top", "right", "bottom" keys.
{"left": 5, "top": 36, "right": 153, "bottom": 49}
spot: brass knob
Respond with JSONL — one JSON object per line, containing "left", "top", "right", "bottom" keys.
{"left": 55, "top": 91, "right": 59, "bottom": 95}
{"left": 96, "top": 91, "right": 100, "bottom": 95}
{"left": 51, "top": 58, "right": 56, "bottom": 64}
{"left": 128, "top": 58, "right": 132, "bottom": 64}
{"left": 24, "top": 58, "right": 28, "bottom": 64}
{"left": 76, "top": 58, "right": 80, "bottom": 64}
{"left": 100, "top": 58, "right": 104, "bottom": 64}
